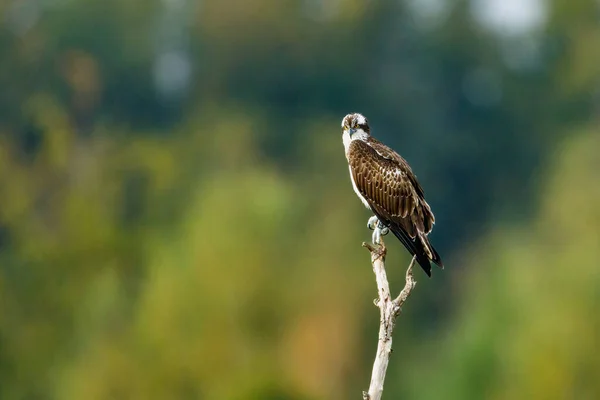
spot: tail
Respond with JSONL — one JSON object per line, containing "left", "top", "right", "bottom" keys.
{"left": 412, "top": 237, "right": 434, "bottom": 277}
{"left": 421, "top": 234, "right": 444, "bottom": 269}
{"left": 389, "top": 227, "right": 443, "bottom": 278}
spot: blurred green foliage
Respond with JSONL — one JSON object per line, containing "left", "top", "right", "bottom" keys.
{"left": 0, "top": 0, "right": 599, "bottom": 399}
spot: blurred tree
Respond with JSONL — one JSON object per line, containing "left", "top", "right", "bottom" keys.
{"left": 0, "top": 0, "right": 598, "bottom": 398}
{"left": 404, "top": 126, "right": 600, "bottom": 400}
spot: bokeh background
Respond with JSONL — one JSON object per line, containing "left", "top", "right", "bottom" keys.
{"left": 1, "top": 0, "right": 599, "bottom": 399}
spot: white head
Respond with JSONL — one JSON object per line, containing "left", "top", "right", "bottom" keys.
{"left": 341, "top": 113, "right": 370, "bottom": 153}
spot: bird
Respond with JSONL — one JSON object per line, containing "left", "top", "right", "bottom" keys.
{"left": 341, "top": 112, "right": 443, "bottom": 277}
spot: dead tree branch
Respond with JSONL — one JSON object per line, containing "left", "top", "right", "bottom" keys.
{"left": 361, "top": 238, "right": 417, "bottom": 400}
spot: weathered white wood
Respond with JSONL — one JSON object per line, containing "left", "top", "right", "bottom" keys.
{"left": 362, "top": 240, "right": 417, "bottom": 400}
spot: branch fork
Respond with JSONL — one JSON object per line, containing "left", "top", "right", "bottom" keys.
{"left": 361, "top": 239, "right": 417, "bottom": 400}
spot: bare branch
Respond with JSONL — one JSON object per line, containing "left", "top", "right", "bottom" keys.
{"left": 393, "top": 257, "right": 417, "bottom": 308}
{"left": 362, "top": 237, "right": 417, "bottom": 400}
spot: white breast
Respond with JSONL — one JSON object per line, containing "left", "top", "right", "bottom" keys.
{"left": 348, "top": 165, "right": 372, "bottom": 210}
{"left": 342, "top": 130, "right": 352, "bottom": 153}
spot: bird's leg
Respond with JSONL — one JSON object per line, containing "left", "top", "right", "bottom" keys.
{"left": 372, "top": 227, "right": 382, "bottom": 245}
{"left": 367, "top": 216, "right": 389, "bottom": 245}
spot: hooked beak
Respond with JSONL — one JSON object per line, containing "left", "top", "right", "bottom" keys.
{"left": 348, "top": 128, "right": 357, "bottom": 135}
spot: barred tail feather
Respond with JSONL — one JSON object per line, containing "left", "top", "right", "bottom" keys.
{"left": 388, "top": 225, "right": 433, "bottom": 277}
{"left": 421, "top": 234, "right": 444, "bottom": 268}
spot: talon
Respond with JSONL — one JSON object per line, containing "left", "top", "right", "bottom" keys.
{"left": 380, "top": 227, "right": 389, "bottom": 236}
{"left": 367, "top": 215, "right": 379, "bottom": 231}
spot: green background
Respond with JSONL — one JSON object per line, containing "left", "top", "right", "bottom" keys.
{"left": 0, "top": 0, "right": 599, "bottom": 398}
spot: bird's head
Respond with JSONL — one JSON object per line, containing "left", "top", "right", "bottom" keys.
{"left": 341, "top": 113, "right": 370, "bottom": 139}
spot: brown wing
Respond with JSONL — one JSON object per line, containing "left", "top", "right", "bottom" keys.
{"left": 348, "top": 138, "right": 442, "bottom": 275}
{"left": 366, "top": 137, "right": 428, "bottom": 212}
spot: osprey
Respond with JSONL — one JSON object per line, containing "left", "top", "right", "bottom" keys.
{"left": 341, "top": 113, "right": 443, "bottom": 277}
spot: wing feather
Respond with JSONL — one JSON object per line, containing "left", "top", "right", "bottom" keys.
{"left": 347, "top": 139, "right": 443, "bottom": 275}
